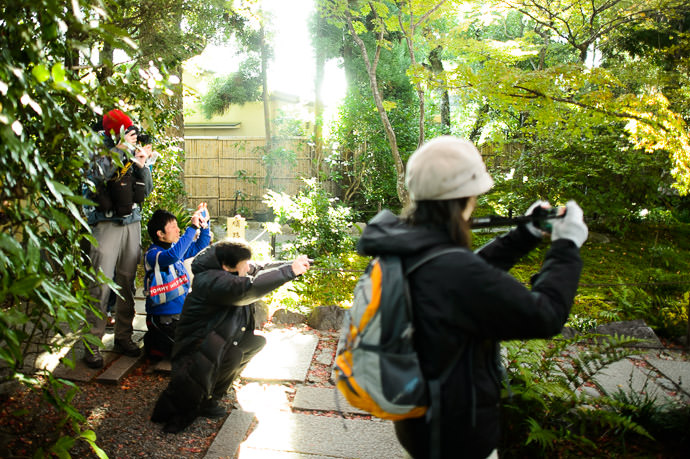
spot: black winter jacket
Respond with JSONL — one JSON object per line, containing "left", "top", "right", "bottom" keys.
{"left": 357, "top": 210, "right": 583, "bottom": 458}
{"left": 168, "top": 245, "right": 297, "bottom": 405}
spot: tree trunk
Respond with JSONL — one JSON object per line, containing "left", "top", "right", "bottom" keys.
{"left": 399, "top": 10, "right": 425, "bottom": 147}
{"left": 346, "top": 17, "right": 408, "bottom": 206}
{"left": 429, "top": 46, "right": 450, "bottom": 134}
{"left": 260, "top": 27, "right": 272, "bottom": 188}
{"left": 314, "top": 14, "right": 325, "bottom": 178}
{"left": 469, "top": 104, "right": 489, "bottom": 143}
{"left": 97, "top": 42, "right": 114, "bottom": 85}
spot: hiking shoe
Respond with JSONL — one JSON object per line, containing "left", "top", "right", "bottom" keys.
{"left": 83, "top": 348, "right": 104, "bottom": 369}
{"left": 113, "top": 338, "right": 141, "bottom": 357}
{"left": 199, "top": 400, "right": 227, "bottom": 418}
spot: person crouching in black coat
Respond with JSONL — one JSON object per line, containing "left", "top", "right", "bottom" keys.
{"left": 151, "top": 238, "right": 311, "bottom": 433}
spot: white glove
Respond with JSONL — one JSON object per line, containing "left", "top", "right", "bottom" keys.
{"left": 551, "top": 200, "right": 588, "bottom": 248}
{"left": 525, "top": 200, "right": 550, "bottom": 238}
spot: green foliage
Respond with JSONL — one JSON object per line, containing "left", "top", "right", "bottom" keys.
{"left": 500, "top": 334, "right": 658, "bottom": 456}
{"left": 419, "top": 0, "right": 690, "bottom": 220}
{"left": 267, "top": 251, "right": 368, "bottom": 314}
{"left": 606, "top": 282, "right": 689, "bottom": 338}
{"left": 0, "top": 0, "right": 195, "bottom": 455}
{"left": 0, "top": 1, "right": 133, "bottom": 455}
{"left": 140, "top": 139, "right": 187, "bottom": 249}
{"left": 263, "top": 178, "right": 355, "bottom": 258}
{"left": 483, "top": 126, "right": 674, "bottom": 232}
{"left": 257, "top": 142, "right": 298, "bottom": 191}
{"left": 107, "top": 0, "right": 233, "bottom": 68}
{"left": 273, "top": 108, "right": 308, "bottom": 137}
{"left": 200, "top": 57, "right": 262, "bottom": 118}
{"left": 330, "top": 83, "right": 419, "bottom": 217}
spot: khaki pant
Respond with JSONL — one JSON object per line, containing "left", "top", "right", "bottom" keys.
{"left": 87, "top": 221, "right": 141, "bottom": 341}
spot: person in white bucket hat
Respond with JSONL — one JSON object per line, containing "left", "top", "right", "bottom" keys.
{"left": 356, "top": 136, "right": 587, "bottom": 458}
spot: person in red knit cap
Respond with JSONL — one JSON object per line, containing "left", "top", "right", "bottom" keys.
{"left": 82, "top": 108, "right": 153, "bottom": 368}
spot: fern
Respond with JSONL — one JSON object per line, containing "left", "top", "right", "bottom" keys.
{"left": 501, "top": 333, "right": 654, "bottom": 455}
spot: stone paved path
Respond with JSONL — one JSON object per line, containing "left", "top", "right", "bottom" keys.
{"left": 46, "top": 294, "right": 690, "bottom": 459}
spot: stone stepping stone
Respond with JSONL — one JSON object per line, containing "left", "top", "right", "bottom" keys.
{"left": 237, "top": 412, "right": 405, "bottom": 458}
{"left": 96, "top": 353, "right": 144, "bottom": 384}
{"left": 593, "top": 359, "right": 673, "bottom": 404}
{"left": 152, "top": 359, "right": 171, "bottom": 373}
{"left": 52, "top": 350, "right": 120, "bottom": 382}
{"left": 238, "top": 451, "right": 333, "bottom": 458}
{"left": 647, "top": 358, "right": 690, "bottom": 398}
{"left": 203, "top": 409, "right": 255, "bottom": 459}
{"left": 132, "top": 313, "right": 147, "bottom": 332}
{"left": 292, "top": 386, "right": 369, "bottom": 415}
{"left": 241, "top": 328, "right": 318, "bottom": 383}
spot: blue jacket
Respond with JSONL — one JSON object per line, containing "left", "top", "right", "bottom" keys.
{"left": 144, "top": 225, "right": 211, "bottom": 315}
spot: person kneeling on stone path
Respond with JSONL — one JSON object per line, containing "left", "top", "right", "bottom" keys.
{"left": 151, "top": 238, "right": 311, "bottom": 433}
{"left": 143, "top": 206, "right": 211, "bottom": 360}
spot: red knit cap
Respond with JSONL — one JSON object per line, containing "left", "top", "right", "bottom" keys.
{"left": 102, "top": 109, "right": 132, "bottom": 137}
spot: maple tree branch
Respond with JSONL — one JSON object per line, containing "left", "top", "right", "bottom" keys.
{"left": 511, "top": 84, "right": 668, "bottom": 131}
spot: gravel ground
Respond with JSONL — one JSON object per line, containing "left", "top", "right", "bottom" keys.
{"left": 0, "top": 328, "right": 339, "bottom": 459}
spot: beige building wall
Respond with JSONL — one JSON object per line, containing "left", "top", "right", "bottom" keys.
{"left": 182, "top": 67, "right": 305, "bottom": 138}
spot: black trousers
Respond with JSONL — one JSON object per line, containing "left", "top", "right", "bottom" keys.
{"left": 151, "top": 331, "right": 266, "bottom": 431}
{"left": 211, "top": 332, "right": 266, "bottom": 400}
{"left": 144, "top": 314, "right": 178, "bottom": 360}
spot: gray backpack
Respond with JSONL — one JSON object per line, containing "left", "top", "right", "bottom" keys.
{"left": 334, "top": 248, "right": 467, "bottom": 420}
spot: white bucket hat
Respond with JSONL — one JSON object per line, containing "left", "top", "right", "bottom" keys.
{"left": 405, "top": 136, "right": 494, "bottom": 200}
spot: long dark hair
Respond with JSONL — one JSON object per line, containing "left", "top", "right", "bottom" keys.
{"left": 402, "top": 198, "right": 472, "bottom": 248}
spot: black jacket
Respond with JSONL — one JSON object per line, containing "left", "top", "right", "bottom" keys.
{"left": 172, "top": 244, "right": 296, "bottom": 360}
{"left": 165, "top": 245, "right": 296, "bottom": 407}
{"left": 357, "top": 210, "right": 583, "bottom": 457}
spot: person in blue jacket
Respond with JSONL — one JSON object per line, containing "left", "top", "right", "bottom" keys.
{"left": 143, "top": 207, "right": 211, "bottom": 359}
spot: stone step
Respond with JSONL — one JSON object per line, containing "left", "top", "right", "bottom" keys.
{"left": 52, "top": 350, "right": 120, "bottom": 382}
{"left": 293, "top": 386, "right": 369, "bottom": 416}
{"left": 237, "top": 412, "right": 404, "bottom": 459}
{"left": 52, "top": 332, "right": 145, "bottom": 383}
{"left": 96, "top": 353, "right": 145, "bottom": 384}
{"left": 646, "top": 357, "right": 690, "bottom": 398}
{"left": 593, "top": 359, "right": 679, "bottom": 405}
{"left": 203, "top": 410, "right": 256, "bottom": 459}
{"left": 240, "top": 328, "right": 319, "bottom": 383}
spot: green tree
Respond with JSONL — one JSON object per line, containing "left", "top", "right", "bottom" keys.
{"left": 318, "top": 0, "right": 457, "bottom": 212}
{"left": 200, "top": 56, "right": 263, "bottom": 118}
{"left": 99, "top": 0, "right": 238, "bottom": 136}
{"left": 431, "top": 0, "right": 690, "bottom": 200}
{"left": 322, "top": 1, "right": 459, "bottom": 205}
{"left": 0, "top": 0, "right": 177, "bottom": 455}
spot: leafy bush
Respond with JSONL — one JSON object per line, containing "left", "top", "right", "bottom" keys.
{"left": 141, "top": 140, "right": 187, "bottom": 249}
{"left": 605, "top": 280, "right": 689, "bottom": 337}
{"left": 263, "top": 178, "right": 355, "bottom": 258}
{"left": 278, "top": 252, "right": 368, "bottom": 313}
{"left": 484, "top": 126, "right": 673, "bottom": 235}
{"left": 500, "top": 335, "right": 657, "bottom": 456}
{"left": 0, "top": 1, "right": 181, "bottom": 455}
{"left": 329, "top": 74, "right": 419, "bottom": 217}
